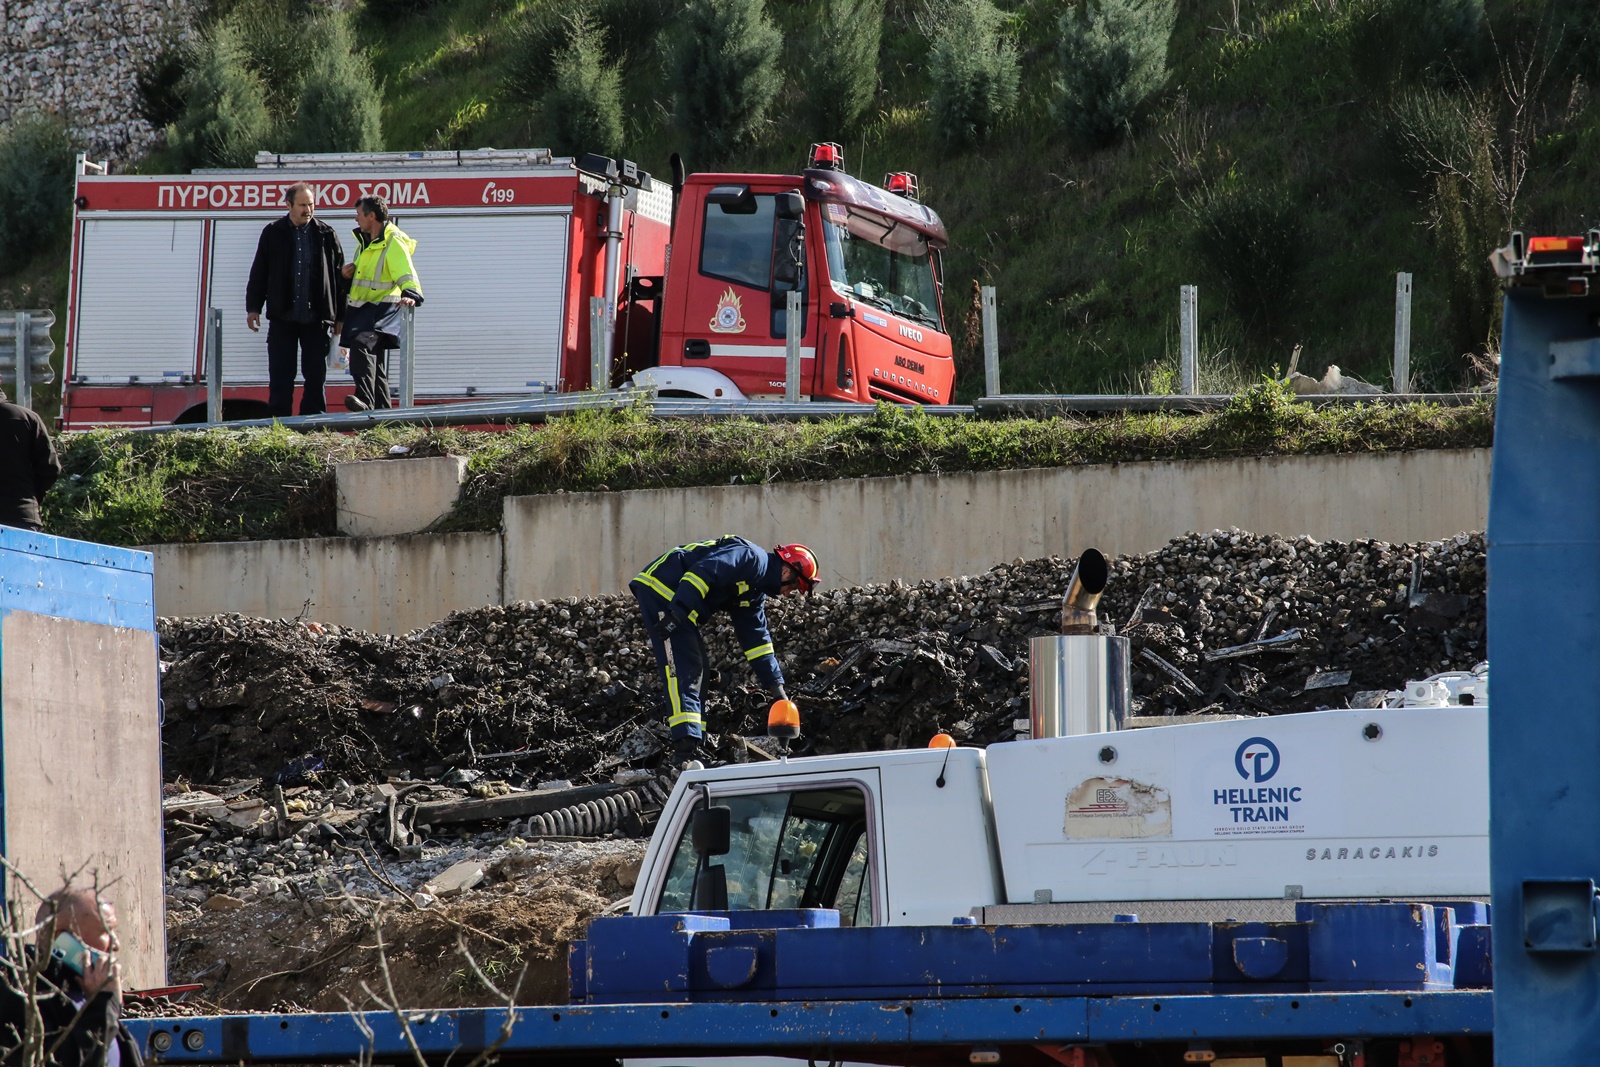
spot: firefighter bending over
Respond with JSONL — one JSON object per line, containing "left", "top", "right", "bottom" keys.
{"left": 631, "top": 536, "right": 820, "bottom": 767}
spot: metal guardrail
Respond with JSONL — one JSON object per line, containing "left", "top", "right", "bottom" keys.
{"left": 128, "top": 393, "right": 977, "bottom": 433}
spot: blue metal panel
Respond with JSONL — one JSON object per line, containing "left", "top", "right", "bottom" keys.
{"left": 1086, "top": 990, "right": 1492, "bottom": 1041}
{"left": 1298, "top": 901, "right": 1455, "bottom": 991}
{"left": 1488, "top": 288, "right": 1600, "bottom": 1063}
{"left": 122, "top": 992, "right": 1489, "bottom": 1064}
{"left": 0, "top": 528, "right": 155, "bottom": 631}
{"left": 770, "top": 923, "right": 1217, "bottom": 999}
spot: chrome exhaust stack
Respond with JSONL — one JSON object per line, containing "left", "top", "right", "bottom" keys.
{"left": 1029, "top": 549, "right": 1130, "bottom": 738}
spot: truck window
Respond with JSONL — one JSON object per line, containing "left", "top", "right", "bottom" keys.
{"left": 821, "top": 206, "right": 943, "bottom": 333}
{"left": 701, "top": 196, "right": 777, "bottom": 291}
{"left": 657, "top": 786, "right": 873, "bottom": 926}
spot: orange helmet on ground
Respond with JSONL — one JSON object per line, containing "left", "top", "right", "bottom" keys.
{"left": 774, "top": 543, "right": 820, "bottom": 592}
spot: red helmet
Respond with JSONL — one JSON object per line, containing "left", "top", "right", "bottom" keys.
{"left": 774, "top": 543, "right": 820, "bottom": 592}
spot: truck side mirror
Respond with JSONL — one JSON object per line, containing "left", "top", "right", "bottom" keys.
{"left": 775, "top": 191, "right": 805, "bottom": 221}
{"left": 707, "top": 184, "right": 756, "bottom": 214}
{"left": 692, "top": 805, "right": 732, "bottom": 857}
{"left": 773, "top": 218, "right": 805, "bottom": 287}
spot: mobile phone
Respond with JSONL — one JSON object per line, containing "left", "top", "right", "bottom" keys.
{"left": 50, "top": 933, "right": 90, "bottom": 975}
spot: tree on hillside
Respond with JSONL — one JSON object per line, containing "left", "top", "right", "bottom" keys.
{"left": 168, "top": 22, "right": 273, "bottom": 169}
{"left": 926, "top": 0, "right": 1019, "bottom": 150}
{"left": 542, "top": 15, "right": 625, "bottom": 156}
{"left": 1053, "top": 0, "right": 1177, "bottom": 148}
{"left": 288, "top": 12, "right": 384, "bottom": 153}
{"left": 670, "top": 0, "right": 784, "bottom": 166}
{"left": 0, "top": 113, "right": 74, "bottom": 266}
{"left": 804, "top": 0, "right": 884, "bottom": 138}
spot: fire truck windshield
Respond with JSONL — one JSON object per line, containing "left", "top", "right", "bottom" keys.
{"left": 821, "top": 207, "right": 943, "bottom": 332}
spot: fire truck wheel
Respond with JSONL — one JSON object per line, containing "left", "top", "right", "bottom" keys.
{"left": 173, "top": 399, "right": 275, "bottom": 424}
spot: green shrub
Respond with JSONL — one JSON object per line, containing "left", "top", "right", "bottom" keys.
{"left": 1345, "top": 0, "right": 1484, "bottom": 89}
{"left": 288, "top": 13, "right": 383, "bottom": 152}
{"left": 1190, "top": 184, "right": 1302, "bottom": 339}
{"left": 592, "top": 0, "right": 685, "bottom": 65}
{"left": 542, "top": 16, "right": 625, "bottom": 156}
{"left": 1053, "top": 0, "right": 1176, "bottom": 147}
{"left": 803, "top": 0, "right": 884, "bottom": 137}
{"left": 502, "top": 4, "right": 573, "bottom": 104}
{"left": 0, "top": 113, "right": 74, "bottom": 267}
{"left": 670, "top": 0, "right": 783, "bottom": 166}
{"left": 226, "top": 1, "right": 329, "bottom": 121}
{"left": 168, "top": 21, "right": 274, "bottom": 168}
{"left": 926, "top": 0, "right": 1019, "bottom": 150}
{"left": 136, "top": 42, "right": 190, "bottom": 130}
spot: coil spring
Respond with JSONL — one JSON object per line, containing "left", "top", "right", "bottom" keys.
{"left": 522, "top": 777, "right": 671, "bottom": 838}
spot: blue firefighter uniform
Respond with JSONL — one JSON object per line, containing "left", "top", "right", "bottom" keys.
{"left": 630, "top": 535, "right": 790, "bottom": 743}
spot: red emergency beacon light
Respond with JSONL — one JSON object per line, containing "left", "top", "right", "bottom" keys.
{"left": 809, "top": 142, "right": 845, "bottom": 172}
{"left": 884, "top": 172, "right": 919, "bottom": 201}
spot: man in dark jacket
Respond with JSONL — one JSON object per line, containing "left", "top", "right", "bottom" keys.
{"left": 0, "top": 888, "right": 142, "bottom": 1067}
{"left": 630, "top": 536, "right": 820, "bottom": 766}
{"left": 0, "top": 388, "right": 60, "bottom": 531}
{"left": 245, "top": 181, "right": 347, "bottom": 417}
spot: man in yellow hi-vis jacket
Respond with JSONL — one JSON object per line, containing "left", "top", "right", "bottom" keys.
{"left": 338, "top": 195, "right": 424, "bottom": 411}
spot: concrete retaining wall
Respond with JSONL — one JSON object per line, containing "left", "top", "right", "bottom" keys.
{"left": 151, "top": 531, "right": 502, "bottom": 633}
{"left": 503, "top": 449, "right": 1491, "bottom": 600}
{"left": 154, "top": 449, "right": 1490, "bottom": 631}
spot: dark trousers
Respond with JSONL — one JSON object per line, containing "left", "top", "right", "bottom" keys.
{"left": 349, "top": 342, "right": 392, "bottom": 410}
{"left": 632, "top": 585, "right": 708, "bottom": 741}
{"left": 266, "top": 319, "right": 329, "bottom": 416}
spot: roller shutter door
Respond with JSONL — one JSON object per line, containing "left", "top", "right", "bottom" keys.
{"left": 73, "top": 219, "right": 203, "bottom": 383}
{"left": 395, "top": 213, "right": 570, "bottom": 394}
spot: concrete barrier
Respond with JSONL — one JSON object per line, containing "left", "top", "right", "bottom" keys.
{"left": 502, "top": 449, "right": 1491, "bottom": 600}
{"left": 151, "top": 531, "right": 502, "bottom": 633}
{"left": 336, "top": 455, "right": 468, "bottom": 537}
{"left": 152, "top": 449, "right": 1490, "bottom": 631}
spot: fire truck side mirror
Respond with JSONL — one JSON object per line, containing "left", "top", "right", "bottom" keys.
{"left": 707, "top": 184, "right": 756, "bottom": 214}
{"left": 773, "top": 218, "right": 804, "bottom": 286}
{"left": 775, "top": 191, "right": 804, "bottom": 221}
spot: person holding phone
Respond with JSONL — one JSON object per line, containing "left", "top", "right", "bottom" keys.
{"left": 0, "top": 888, "right": 140, "bottom": 1067}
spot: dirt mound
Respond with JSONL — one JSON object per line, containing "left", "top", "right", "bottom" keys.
{"left": 157, "top": 530, "right": 1486, "bottom": 788}
{"left": 167, "top": 841, "right": 643, "bottom": 1011}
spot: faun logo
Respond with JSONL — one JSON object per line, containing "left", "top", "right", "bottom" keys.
{"left": 709, "top": 287, "right": 746, "bottom": 334}
{"left": 894, "top": 354, "right": 926, "bottom": 375}
{"left": 1234, "top": 737, "right": 1280, "bottom": 783}
{"left": 898, "top": 323, "right": 924, "bottom": 343}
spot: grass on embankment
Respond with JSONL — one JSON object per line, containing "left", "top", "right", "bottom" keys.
{"left": 43, "top": 384, "right": 1494, "bottom": 547}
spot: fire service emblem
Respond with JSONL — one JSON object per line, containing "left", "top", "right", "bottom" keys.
{"left": 710, "top": 287, "right": 747, "bottom": 333}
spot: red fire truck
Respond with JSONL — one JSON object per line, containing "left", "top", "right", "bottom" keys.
{"left": 61, "top": 144, "right": 955, "bottom": 428}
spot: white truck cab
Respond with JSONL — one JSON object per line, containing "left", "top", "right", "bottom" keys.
{"left": 631, "top": 700, "right": 1489, "bottom": 925}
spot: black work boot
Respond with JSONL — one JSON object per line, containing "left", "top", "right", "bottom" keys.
{"left": 671, "top": 735, "right": 707, "bottom": 773}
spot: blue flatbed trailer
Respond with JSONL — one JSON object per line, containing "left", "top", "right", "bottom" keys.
{"left": 129, "top": 904, "right": 1495, "bottom": 1065}
{"left": 124, "top": 991, "right": 1490, "bottom": 1064}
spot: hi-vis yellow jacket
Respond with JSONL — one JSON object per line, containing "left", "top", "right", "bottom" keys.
{"left": 340, "top": 222, "right": 423, "bottom": 345}
{"left": 349, "top": 222, "right": 422, "bottom": 306}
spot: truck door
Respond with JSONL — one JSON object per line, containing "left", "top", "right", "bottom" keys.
{"left": 687, "top": 187, "right": 814, "bottom": 397}
{"left": 649, "top": 780, "right": 880, "bottom": 926}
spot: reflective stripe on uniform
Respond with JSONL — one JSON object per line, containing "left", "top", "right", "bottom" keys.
{"left": 744, "top": 642, "right": 774, "bottom": 661}
{"left": 688, "top": 609, "right": 699, "bottom": 625}
{"left": 664, "top": 661, "right": 697, "bottom": 729}
{"left": 736, "top": 581, "right": 750, "bottom": 595}
{"left": 682, "top": 572, "right": 710, "bottom": 597}
{"left": 635, "top": 573, "right": 673, "bottom": 600}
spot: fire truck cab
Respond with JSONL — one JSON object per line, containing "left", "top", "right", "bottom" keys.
{"left": 60, "top": 144, "right": 953, "bottom": 428}
{"left": 642, "top": 144, "right": 955, "bottom": 404}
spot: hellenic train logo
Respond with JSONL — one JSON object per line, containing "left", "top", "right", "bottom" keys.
{"left": 1235, "top": 737, "right": 1281, "bottom": 783}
